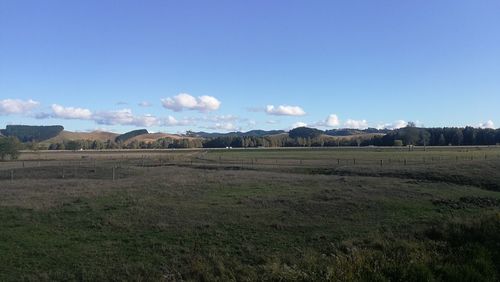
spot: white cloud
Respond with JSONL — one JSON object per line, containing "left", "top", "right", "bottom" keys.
{"left": 478, "top": 120, "right": 495, "bottom": 129}
{"left": 138, "top": 101, "right": 152, "bottom": 107}
{"left": 208, "top": 122, "right": 238, "bottom": 131}
{"left": 132, "top": 115, "right": 160, "bottom": 127}
{"left": 51, "top": 104, "right": 93, "bottom": 120}
{"left": 266, "top": 105, "right": 306, "bottom": 116}
{"left": 163, "top": 116, "right": 195, "bottom": 127}
{"left": 311, "top": 114, "right": 341, "bottom": 128}
{"left": 164, "top": 116, "right": 181, "bottom": 126}
{"left": 377, "top": 120, "right": 408, "bottom": 130}
{"left": 325, "top": 114, "right": 340, "bottom": 127}
{"left": 0, "top": 99, "right": 39, "bottom": 115}
{"left": 291, "top": 122, "right": 308, "bottom": 129}
{"left": 93, "top": 109, "right": 160, "bottom": 127}
{"left": 204, "top": 115, "right": 240, "bottom": 122}
{"left": 161, "top": 93, "right": 221, "bottom": 112}
{"left": 34, "top": 112, "right": 51, "bottom": 119}
{"left": 344, "top": 119, "right": 368, "bottom": 129}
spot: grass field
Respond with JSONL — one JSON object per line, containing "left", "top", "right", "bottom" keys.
{"left": 1, "top": 147, "right": 500, "bottom": 281}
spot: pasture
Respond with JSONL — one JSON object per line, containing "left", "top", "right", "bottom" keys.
{"left": 1, "top": 147, "right": 500, "bottom": 281}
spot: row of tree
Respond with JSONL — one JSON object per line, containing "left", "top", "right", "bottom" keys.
{"left": 3, "top": 125, "right": 500, "bottom": 154}
{"left": 46, "top": 138, "right": 204, "bottom": 150}
{"left": 371, "top": 124, "right": 500, "bottom": 147}
{"left": 42, "top": 135, "right": 363, "bottom": 150}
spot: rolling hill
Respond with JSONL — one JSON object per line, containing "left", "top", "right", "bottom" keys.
{"left": 44, "top": 130, "right": 119, "bottom": 143}
{"left": 123, "top": 132, "right": 192, "bottom": 144}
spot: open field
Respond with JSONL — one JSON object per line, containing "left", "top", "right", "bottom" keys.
{"left": 1, "top": 147, "right": 500, "bottom": 281}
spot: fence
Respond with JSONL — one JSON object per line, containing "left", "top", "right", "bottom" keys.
{"left": 1, "top": 150, "right": 500, "bottom": 182}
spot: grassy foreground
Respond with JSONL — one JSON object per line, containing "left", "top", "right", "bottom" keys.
{"left": 1, "top": 147, "right": 500, "bottom": 281}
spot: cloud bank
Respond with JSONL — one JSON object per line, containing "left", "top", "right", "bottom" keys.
{"left": 478, "top": 120, "right": 495, "bottom": 129}
{"left": 93, "top": 109, "right": 160, "bottom": 127}
{"left": 0, "top": 99, "right": 39, "bottom": 115}
{"left": 344, "top": 119, "right": 368, "bottom": 129}
{"left": 266, "top": 105, "right": 306, "bottom": 116}
{"left": 161, "top": 93, "right": 221, "bottom": 112}
{"left": 51, "top": 104, "right": 93, "bottom": 120}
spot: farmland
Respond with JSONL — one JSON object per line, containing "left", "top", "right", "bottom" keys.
{"left": 1, "top": 147, "right": 500, "bottom": 281}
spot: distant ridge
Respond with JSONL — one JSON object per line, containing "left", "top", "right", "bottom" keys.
{"left": 190, "top": 130, "right": 286, "bottom": 138}
{"left": 4, "top": 124, "right": 497, "bottom": 148}
{"left": 115, "top": 129, "right": 149, "bottom": 143}
{"left": 325, "top": 128, "right": 390, "bottom": 136}
{"left": 45, "top": 130, "right": 119, "bottom": 143}
{"left": 124, "top": 132, "right": 193, "bottom": 144}
{"left": 1, "top": 125, "right": 64, "bottom": 142}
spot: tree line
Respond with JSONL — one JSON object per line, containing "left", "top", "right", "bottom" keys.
{"left": 2, "top": 125, "right": 499, "bottom": 155}
{"left": 371, "top": 124, "right": 500, "bottom": 147}
{"left": 44, "top": 138, "right": 204, "bottom": 150}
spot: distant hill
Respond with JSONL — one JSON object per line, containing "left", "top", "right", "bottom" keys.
{"left": 115, "top": 129, "right": 149, "bottom": 143}
{"left": 191, "top": 130, "right": 285, "bottom": 138}
{"left": 1, "top": 125, "right": 64, "bottom": 142}
{"left": 0, "top": 124, "right": 391, "bottom": 147}
{"left": 45, "top": 130, "right": 119, "bottom": 143}
{"left": 325, "top": 128, "right": 389, "bottom": 136}
{"left": 124, "top": 132, "right": 190, "bottom": 144}
{"left": 289, "top": 127, "right": 323, "bottom": 139}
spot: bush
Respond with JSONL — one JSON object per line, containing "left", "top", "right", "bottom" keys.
{"left": 0, "top": 137, "right": 22, "bottom": 160}
{"left": 394, "top": 140, "right": 404, "bottom": 146}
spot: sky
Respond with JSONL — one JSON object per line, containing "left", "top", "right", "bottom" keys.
{"left": 1, "top": 0, "right": 499, "bottom": 133}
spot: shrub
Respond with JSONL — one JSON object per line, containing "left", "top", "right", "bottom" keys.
{"left": 0, "top": 136, "right": 22, "bottom": 160}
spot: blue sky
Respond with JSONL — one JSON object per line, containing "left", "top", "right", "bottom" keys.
{"left": 1, "top": 0, "right": 499, "bottom": 133}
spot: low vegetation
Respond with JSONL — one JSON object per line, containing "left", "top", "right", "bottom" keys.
{"left": 0, "top": 147, "right": 499, "bottom": 280}
{"left": 0, "top": 136, "right": 21, "bottom": 160}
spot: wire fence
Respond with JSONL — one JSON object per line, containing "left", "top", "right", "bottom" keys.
{"left": 1, "top": 149, "right": 500, "bottom": 182}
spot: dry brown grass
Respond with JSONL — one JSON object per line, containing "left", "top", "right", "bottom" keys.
{"left": 45, "top": 130, "right": 119, "bottom": 143}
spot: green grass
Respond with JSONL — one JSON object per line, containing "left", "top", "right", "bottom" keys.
{"left": 1, "top": 148, "right": 500, "bottom": 281}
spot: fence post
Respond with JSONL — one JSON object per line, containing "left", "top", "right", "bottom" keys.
{"left": 380, "top": 160, "right": 383, "bottom": 167}
{"left": 404, "top": 159, "right": 407, "bottom": 166}
{"left": 62, "top": 168, "right": 65, "bottom": 179}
